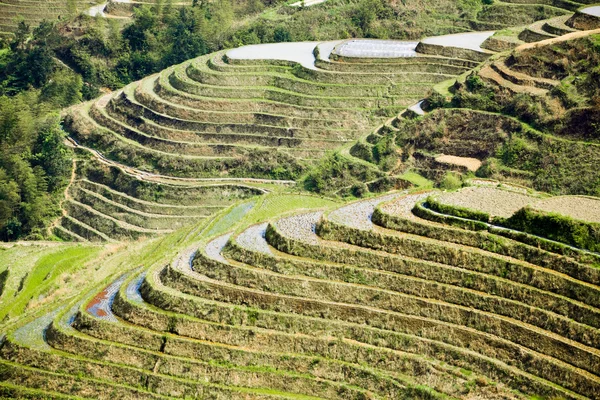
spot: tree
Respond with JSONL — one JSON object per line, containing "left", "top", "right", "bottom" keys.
{"left": 32, "top": 115, "right": 72, "bottom": 192}
{"left": 201, "top": 0, "right": 233, "bottom": 49}
{"left": 0, "top": 169, "right": 20, "bottom": 239}
{"left": 122, "top": 6, "right": 159, "bottom": 52}
{"left": 165, "top": 8, "right": 207, "bottom": 66}
{"left": 40, "top": 71, "right": 83, "bottom": 108}
{"left": 273, "top": 26, "right": 291, "bottom": 42}
{"left": 351, "top": 0, "right": 394, "bottom": 37}
{"left": 1, "top": 21, "right": 59, "bottom": 93}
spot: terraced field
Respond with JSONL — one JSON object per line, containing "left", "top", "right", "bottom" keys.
{"left": 92, "top": 0, "right": 193, "bottom": 19}
{"left": 52, "top": 14, "right": 600, "bottom": 240}
{"left": 64, "top": 39, "right": 472, "bottom": 177}
{"left": 533, "top": 196, "right": 600, "bottom": 223}
{"left": 51, "top": 155, "right": 269, "bottom": 242}
{"left": 434, "top": 185, "right": 539, "bottom": 218}
{"left": 0, "top": 0, "right": 593, "bottom": 38}
{"left": 348, "top": 13, "right": 600, "bottom": 195}
{"left": 0, "top": 0, "right": 200, "bottom": 35}
{"left": 56, "top": 35, "right": 495, "bottom": 241}
{"left": 2, "top": 3, "right": 600, "bottom": 397}
{"left": 3, "top": 186, "right": 600, "bottom": 398}
{"left": 516, "top": 2, "right": 600, "bottom": 42}
{"left": 0, "top": 0, "right": 100, "bottom": 36}
{"left": 426, "top": 184, "right": 600, "bottom": 253}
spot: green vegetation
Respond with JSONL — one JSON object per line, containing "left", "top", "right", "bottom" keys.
{"left": 302, "top": 152, "right": 383, "bottom": 195}
{"left": 240, "top": 192, "right": 338, "bottom": 226}
{"left": 0, "top": 2, "right": 599, "bottom": 399}
{"left": 439, "top": 172, "right": 463, "bottom": 190}
{"left": 0, "top": 97, "right": 72, "bottom": 240}
{"left": 0, "top": 245, "right": 100, "bottom": 320}
{"left": 0, "top": 0, "right": 592, "bottom": 239}
{"left": 353, "top": 33, "right": 600, "bottom": 196}
{"left": 427, "top": 195, "right": 490, "bottom": 222}
{"left": 497, "top": 207, "right": 600, "bottom": 252}
{"left": 398, "top": 171, "right": 433, "bottom": 188}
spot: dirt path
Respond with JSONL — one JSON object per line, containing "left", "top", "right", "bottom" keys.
{"left": 290, "top": 0, "right": 328, "bottom": 7}
{"left": 516, "top": 28, "right": 600, "bottom": 52}
{"left": 47, "top": 158, "right": 77, "bottom": 237}
{"left": 435, "top": 154, "right": 481, "bottom": 172}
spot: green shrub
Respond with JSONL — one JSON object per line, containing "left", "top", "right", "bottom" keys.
{"left": 427, "top": 196, "right": 491, "bottom": 223}
{"left": 439, "top": 172, "right": 463, "bottom": 191}
{"left": 465, "top": 73, "right": 486, "bottom": 92}
{"left": 475, "top": 159, "right": 496, "bottom": 178}
{"left": 497, "top": 207, "right": 600, "bottom": 252}
{"left": 350, "top": 183, "right": 368, "bottom": 198}
{"left": 350, "top": 142, "right": 374, "bottom": 163}
{"left": 302, "top": 152, "right": 383, "bottom": 196}
{"left": 413, "top": 200, "right": 489, "bottom": 231}
{"left": 425, "top": 91, "right": 448, "bottom": 110}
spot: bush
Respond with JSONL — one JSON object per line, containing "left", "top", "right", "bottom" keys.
{"left": 465, "top": 73, "right": 486, "bottom": 92}
{"left": 302, "top": 152, "right": 383, "bottom": 196}
{"left": 425, "top": 91, "right": 448, "bottom": 110}
{"left": 427, "top": 196, "right": 491, "bottom": 223}
{"left": 475, "top": 159, "right": 496, "bottom": 178}
{"left": 439, "top": 172, "right": 463, "bottom": 190}
{"left": 497, "top": 207, "right": 600, "bottom": 252}
{"left": 351, "top": 183, "right": 369, "bottom": 198}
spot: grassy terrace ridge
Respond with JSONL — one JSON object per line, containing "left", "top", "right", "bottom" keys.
{"left": 2, "top": 3, "right": 600, "bottom": 399}
{"left": 51, "top": 155, "right": 269, "bottom": 241}
{"left": 416, "top": 185, "right": 600, "bottom": 255}
{"left": 0, "top": 0, "right": 106, "bottom": 37}
{"left": 55, "top": 36, "right": 490, "bottom": 239}
{"left": 4, "top": 186, "right": 600, "bottom": 398}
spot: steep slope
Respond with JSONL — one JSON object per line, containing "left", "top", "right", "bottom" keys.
{"left": 1, "top": 5, "right": 599, "bottom": 399}
{"left": 57, "top": 35, "right": 488, "bottom": 241}
{"left": 2, "top": 187, "right": 599, "bottom": 399}
{"left": 351, "top": 24, "right": 600, "bottom": 196}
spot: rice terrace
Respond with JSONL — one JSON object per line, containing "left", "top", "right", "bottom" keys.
{"left": 1, "top": 0, "right": 600, "bottom": 398}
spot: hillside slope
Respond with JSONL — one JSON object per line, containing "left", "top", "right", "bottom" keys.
{"left": 2, "top": 185, "right": 600, "bottom": 398}
{"left": 1, "top": 4, "right": 600, "bottom": 399}
{"left": 55, "top": 33, "right": 490, "bottom": 241}
{"left": 350, "top": 20, "right": 600, "bottom": 196}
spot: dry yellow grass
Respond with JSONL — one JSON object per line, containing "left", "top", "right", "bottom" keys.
{"left": 435, "top": 154, "right": 482, "bottom": 171}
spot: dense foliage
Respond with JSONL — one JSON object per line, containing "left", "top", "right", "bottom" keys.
{"left": 0, "top": 96, "right": 72, "bottom": 240}
{"left": 302, "top": 152, "right": 383, "bottom": 196}
{"left": 0, "top": 0, "right": 492, "bottom": 97}
{"left": 496, "top": 207, "right": 600, "bottom": 253}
